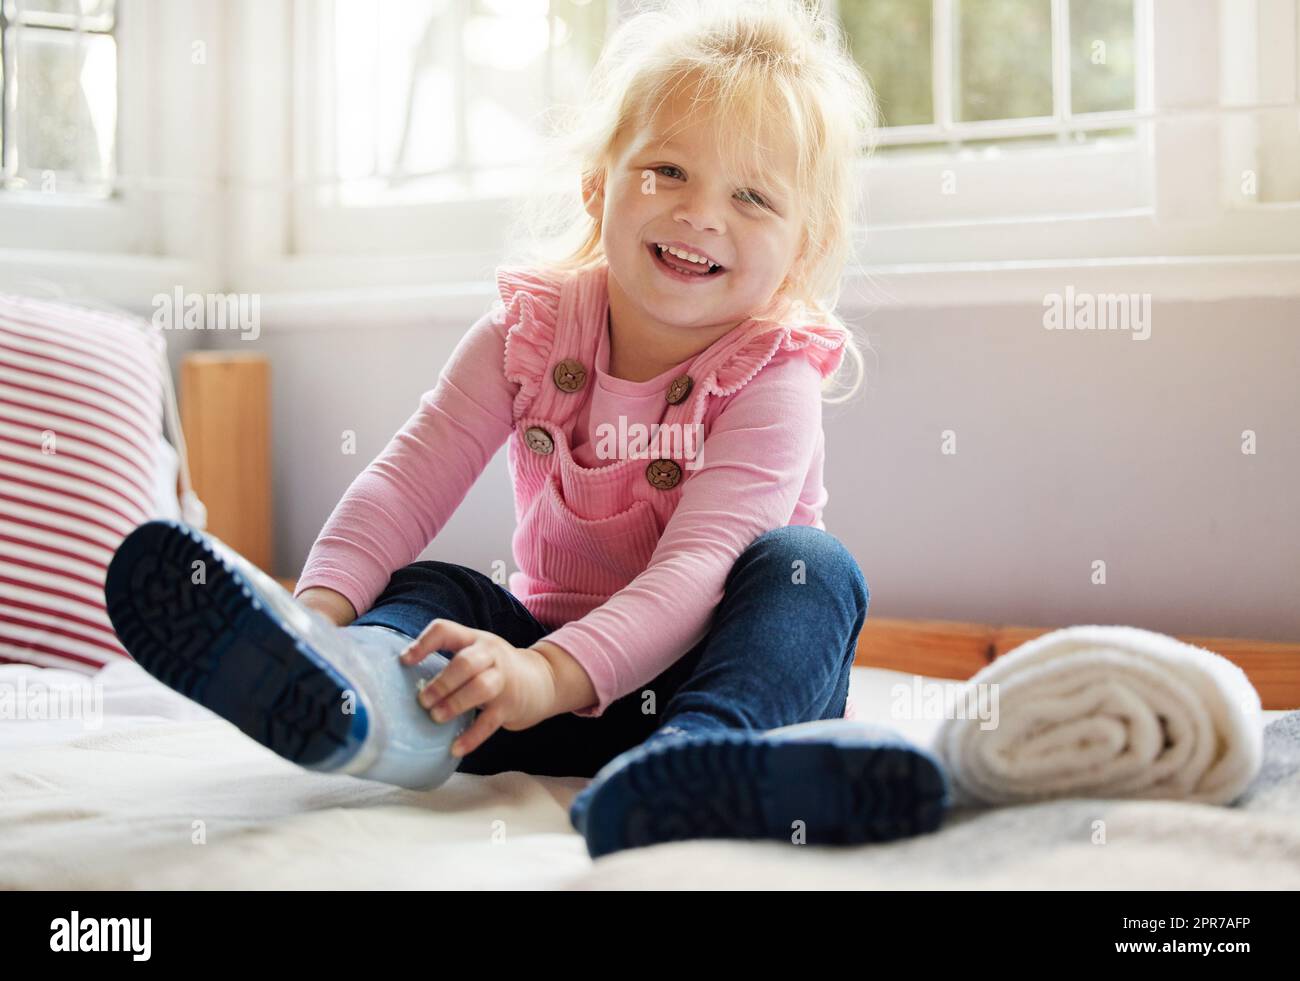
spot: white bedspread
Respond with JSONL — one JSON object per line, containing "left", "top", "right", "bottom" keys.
{"left": 2, "top": 659, "right": 1297, "bottom": 890}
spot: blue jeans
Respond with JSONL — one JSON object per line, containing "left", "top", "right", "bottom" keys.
{"left": 350, "top": 525, "right": 869, "bottom": 778}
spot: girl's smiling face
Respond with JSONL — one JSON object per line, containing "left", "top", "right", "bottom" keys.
{"left": 586, "top": 89, "right": 807, "bottom": 356}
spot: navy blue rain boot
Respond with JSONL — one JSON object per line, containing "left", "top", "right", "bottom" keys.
{"left": 104, "top": 519, "right": 474, "bottom": 789}
{"left": 569, "top": 719, "right": 951, "bottom": 859}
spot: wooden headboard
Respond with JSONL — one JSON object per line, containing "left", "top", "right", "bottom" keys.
{"left": 857, "top": 617, "right": 1300, "bottom": 710}
{"left": 179, "top": 352, "right": 1300, "bottom": 711}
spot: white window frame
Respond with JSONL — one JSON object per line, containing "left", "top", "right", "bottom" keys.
{"left": 856, "top": 0, "right": 1300, "bottom": 264}
{"left": 265, "top": 0, "right": 1299, "bottom": 299}
{"left": 2, "top": 0, "right": 1296, "bottom": 311}
{"left": 0, "top": 0, "right": 153, "bottom": 251}
{"left": 855, "top": 0, "right": 1154, "bottom": 230}
{"left": 843, "top": 0, "right": 1300, "bottom": 306}
{"left": 0, "top": 0, "right": 225, "bottom": 308}
{"left": 279, "top": 0, "right": 613, "bottom": 276}
{"left": 287, "top": 0, "right": 1159, "bottom": 258}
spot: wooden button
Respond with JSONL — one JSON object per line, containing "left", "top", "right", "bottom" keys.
{"left": 524, "top": 426, "right": 554, "bottom": 455}
{"left": 645, "top": 458, "right": 682, "bottom": 490}
{"left": 552, "top": 359, "right": 587, "bottom": 393}
{"left": 665, "top": 373, "right": 693, "bottom": 405}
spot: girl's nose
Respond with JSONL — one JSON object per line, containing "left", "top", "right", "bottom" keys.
{"left": 676, "top": 202, "right": 728, "bottom": 235}
{"left": 672, "top": 192, "right": 726, "bottom": 235}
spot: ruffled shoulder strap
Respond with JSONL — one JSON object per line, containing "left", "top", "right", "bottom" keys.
{"left": 702, "top": 302, "right": 850, "bottom": 398}
{"left": 496, "top": 264, "right": 567, "bottom": 420}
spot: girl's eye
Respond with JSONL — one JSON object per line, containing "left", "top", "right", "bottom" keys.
{"left": 651, "top": 168, "right": 770, "bottom": 210}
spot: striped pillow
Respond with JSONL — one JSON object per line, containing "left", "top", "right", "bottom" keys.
{"left": 0, "top": 294, "right": 169, "bottom": 672}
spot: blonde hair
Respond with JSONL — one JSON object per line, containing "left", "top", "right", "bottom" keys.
{"left": 503, "top": 0, "right": 879, "bottom": 402}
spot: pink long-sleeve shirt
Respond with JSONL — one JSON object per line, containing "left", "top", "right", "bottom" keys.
{"left": 295, "top": 260, "right": 859, "bottom": 720}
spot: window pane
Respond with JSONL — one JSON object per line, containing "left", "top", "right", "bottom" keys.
{"left": 464, "top": 0, "right": 551, "bottom": 170}
{"left": 1070, "top": 0, "right": 1135, "bottom": 114}
{"left": 839, "top": 0, "right": 933, "bottom": 128}
{"left": 332, "top": 0, "right": 457, "bottom": 187}
{"left": 329, "top": 0, "right": 605, "bottom": 202}
{"left": 10, "top": 25, "right": 116, "bottom": 187}
{"left": 1252, "top": 108, "right": 1300, "bottom": 204}
{"left": 955, "top": 0, "right": 1052, "bottom": 122}
{"left": 549, "top": 0, "right": 606, "bottom": 110}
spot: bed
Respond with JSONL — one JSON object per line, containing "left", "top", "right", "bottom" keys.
{"left": 3, "top": 657, "right": 1299, "bottom": 890}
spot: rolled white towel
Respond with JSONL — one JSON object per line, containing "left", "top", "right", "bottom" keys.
{"left": 932, "top": 625, "right": 1263, "bottom": 806}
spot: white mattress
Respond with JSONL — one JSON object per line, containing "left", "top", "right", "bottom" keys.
{"left": 2, "top": 659, "right": 1296, "bottom": 890}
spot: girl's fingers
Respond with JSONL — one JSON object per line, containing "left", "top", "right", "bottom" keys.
{"left": 400, "top": 618, "right": 478, "bottom": 666}
{"left": 417, "top": 641, "right": 489, "bottom": 709}
{"left": 425, "top": 664, "right": 503, "bottom": 722}
{"left": 449, "top": 703, "right": 503, "bottom": 758}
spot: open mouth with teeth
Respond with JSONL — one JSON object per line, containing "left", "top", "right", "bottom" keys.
{"left": 649, "top": 243, "right": 726, "bottom": 277}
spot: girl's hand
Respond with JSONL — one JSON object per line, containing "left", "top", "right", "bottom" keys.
{"left": 400, "top": 619, "right": 557, "bottom": 757}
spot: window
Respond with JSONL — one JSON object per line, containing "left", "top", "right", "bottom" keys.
{"left": 0, "top": 0, "right": 162, "bottom": 261}
{"left": 841, "top": 0, "right": 1139, "bottom": 149}
{"left": 293, "top": 0, "right": 610, "bottom": 257}
{"left": 836, "top": 0, "right": 1150, "bottom": 231}
{"left": 0, "top": 0, "right": 119, "bottom": 197}
{"left": 829, "top": 0, "right": 1299, "bottom": 274}
{"left": 3, "top": 0, "right": 1295, "bottom": 304}
{"left": 321, "top": 0, "right": 607, "bottom": 206}
{"left": 284, "top": 0, "right": 1296, "bottom": 286}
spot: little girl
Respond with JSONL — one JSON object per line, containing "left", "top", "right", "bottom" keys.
{"left": 105, "top": 0, "right": 950, "bottom": 858}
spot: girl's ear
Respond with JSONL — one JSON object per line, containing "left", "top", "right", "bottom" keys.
{"left": 782, "top": 228, "right": 810, "bottom": 291}
{"left": 581, "top": 169, "right": 605, "bottom": 221}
